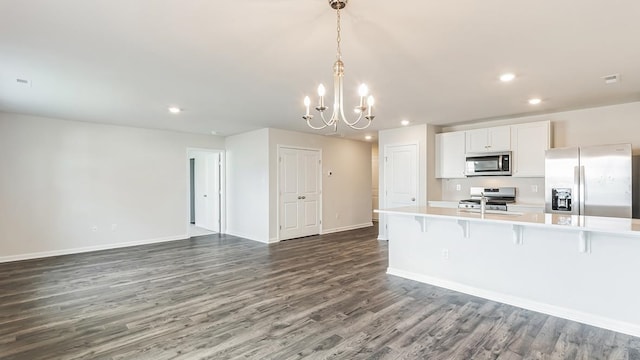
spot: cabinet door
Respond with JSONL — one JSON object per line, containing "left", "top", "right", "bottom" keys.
{"left": 487, "top": 126, "right": 511, "bottom": 152}
{"left": 511, "top": 121, "right": 550, "bottom": 177}
{"left": 465, "top": 129, "right": 489, "bottom": 153}
{"left": 436, "top": 132, "right": 466, "bottom": 178}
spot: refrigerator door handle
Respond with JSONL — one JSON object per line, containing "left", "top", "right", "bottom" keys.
{"left": 579, "top": 165, "right": 585, "bottom": 215}
{"left": 573, "top": 166, "right": 580, "bottom": 215}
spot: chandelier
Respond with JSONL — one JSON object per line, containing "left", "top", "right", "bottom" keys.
{"left": 302, "top": 0, "right": 375, "bottom": 131}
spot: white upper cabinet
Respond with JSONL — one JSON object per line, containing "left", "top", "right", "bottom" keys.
{"left": 465, "top": 126, "right": 511, "bottom": 153}
{"left": 435, "top": 131, "right": 466, "bottom": 178}
{"left": 511, "top": 121, "right": 551, "bottom": 177}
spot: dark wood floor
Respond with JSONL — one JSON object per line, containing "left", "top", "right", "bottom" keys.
{"left": 2, "top": 226, "right": 640, "bottom": 360}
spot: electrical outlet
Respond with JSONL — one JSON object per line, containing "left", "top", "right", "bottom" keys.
{"left": 111, "top": 224, "right": 117, "bottom": 231}
{"left": 531, "top": 185, "right": 538, "bottom": 193}
{"left": 455, "top": 184, "right": 461, "bottom": 191}
{"left": 335, "top": 213, "right": 340, "bottom": 219}
{"left": 442, "top": 249, "right": 449, "bottom": 260}
{"left": 91, "top": 226, "right": 98, "bottom": 232}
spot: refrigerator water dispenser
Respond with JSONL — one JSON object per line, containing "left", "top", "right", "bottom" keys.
{"left": 551, "top": 188, "right": 572, "bottom": 211}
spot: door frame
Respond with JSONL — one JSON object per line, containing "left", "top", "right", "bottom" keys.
{"left": 380, "top": 142, "right": 420, "bottom": 240}
{"left": 186, "top": 147, "right": 226, "bottom": 236}
{"left": 276, "top": 145, "right": 323, "bottom": 241}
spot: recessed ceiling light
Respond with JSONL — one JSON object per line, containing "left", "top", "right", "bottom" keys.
{"left": 168, "top": 107, "right": 181, "bottom": 114}
{"left": 211, "top": 131, "right": 218, "bottom": 135}
{"left": 499, "top": 73, "right": 516, "bottom": 82}
{"left": 401, "top": 120, "right": 410, "bottom": 126}
{"left": 365, "top": 135, "right": 372, "bottom": 140}
{"left": 528, "top": 98, "right": 542, "bottom": 105}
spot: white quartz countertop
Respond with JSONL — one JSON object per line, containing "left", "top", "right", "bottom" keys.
{"left": 428, "top": 200, "right": 544, "bottom": 207}
{"left": 376, "top": 206, "right": 640, "bottom": 236}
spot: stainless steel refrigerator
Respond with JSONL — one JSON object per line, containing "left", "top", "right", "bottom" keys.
{"left": 545, "top": 143, "right": 632, "bottom": 218}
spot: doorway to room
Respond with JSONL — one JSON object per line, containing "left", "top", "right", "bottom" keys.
{"left": 187, "top": 149, "right": 224, "bottom": 237}
{"left": 379, "top": 143, "right": 418, "bottom": 240}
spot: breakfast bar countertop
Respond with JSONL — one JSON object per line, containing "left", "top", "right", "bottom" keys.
{"left": 376, "top": 206, "right": 640, "bottom": 236}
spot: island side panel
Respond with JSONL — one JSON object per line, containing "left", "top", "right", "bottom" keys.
{"left": 386, "top": 213, "right": 640, "bottom": 337}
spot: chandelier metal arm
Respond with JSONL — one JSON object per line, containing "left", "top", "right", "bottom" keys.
{"left": 344, "top": 118, "right": 372, "bottom": 130}
{"left": 305, "top": 117, "right": 331, "bottom": 130}
{"left": 318, "top": 111, "right": 334, "bottom": 127}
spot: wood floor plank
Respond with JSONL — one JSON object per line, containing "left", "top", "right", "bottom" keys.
{"left": 1, "top": 224, "right": 639, "bottom": 359}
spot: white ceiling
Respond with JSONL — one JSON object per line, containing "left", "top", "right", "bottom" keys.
{"left": 1, "top": 0, "right": 639, "bottom": 139}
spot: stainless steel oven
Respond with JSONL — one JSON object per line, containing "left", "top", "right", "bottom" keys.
{"left": 465, "top": 152, "right": 511, "bottom": 176}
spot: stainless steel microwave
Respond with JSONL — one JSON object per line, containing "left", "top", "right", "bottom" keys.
{"left": 465, "top": 152, "right": 512, "bottom": 176}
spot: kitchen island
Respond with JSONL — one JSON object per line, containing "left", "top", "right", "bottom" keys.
{"left": 376, "top": 206, "right": 640, "bottom": 337}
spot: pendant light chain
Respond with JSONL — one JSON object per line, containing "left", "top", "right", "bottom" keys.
{"left": 336, "top": 7, "right": 342, "bottom": 61}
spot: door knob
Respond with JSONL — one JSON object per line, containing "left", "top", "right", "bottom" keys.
{"left": 411, "top": 197, "right": 416, "bottom": 201}
{"left": 301, "top": 196, "right": 306, "bottom": 199}
{"left": 297, "top": 196, "right": 302, "bottom": 199}
{"left": 204, "top": 195, "right": 207, "bottom": 197}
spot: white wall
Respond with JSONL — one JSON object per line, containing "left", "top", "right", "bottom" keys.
{"left": 378, "top": 124, "right": 440, "bottom": 240}
{"left": 439, "top": 101, "right": 640, "bottom": 203}
{"left": 268, "top": 128, "right": 372, "bottom": 241}
{"left": 225, "top": 128, "right": 270, "bottom": 242}
{"left": 0, "top": 112, "right": 224, "bottom": 261}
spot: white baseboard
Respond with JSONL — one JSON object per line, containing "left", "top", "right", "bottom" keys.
{"left": 377, "top": 235, "right": 388, "bottom": 240}
{"left": 387, "top": 267, "right": 640, "bottom": 338}
{"left": 225, "top": 230, "right": 270, "bottom": 244}
{"left": 0, "top": 234, "right": 188, "bottom": 263}
{"left": 321, "top": 222, "right": 373, "bottom": 235}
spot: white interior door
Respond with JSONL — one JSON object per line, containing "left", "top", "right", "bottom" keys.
{"left": 279, "top": 148, "right": 321, "bottom": 240}
{"left": 193, "top": 152, "right": 220, "bottom": 232}
{"left": 385, "top": 144, "right": 418, "bottom": 208}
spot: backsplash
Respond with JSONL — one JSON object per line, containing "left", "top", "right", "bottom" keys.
{"left": 441, "top": 177, "right": 545, "bottom": 204}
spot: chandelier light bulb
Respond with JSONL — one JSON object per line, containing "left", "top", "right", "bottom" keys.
{"left": 304, "top": 96, "right": 311, "bottom": 116}
{"left": 367, "top": 95, "right": 375, "bottom": 106}
{"left": 359, "top": 84, "right": 369, "bottom": 97}
{"left": 317, "top": 84, "right": 326, "bottom": 97}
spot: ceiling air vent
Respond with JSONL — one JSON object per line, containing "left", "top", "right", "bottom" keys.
{"left": 16, "top": 78, "right": 32, "bottom": 87}
{"left": 602, "top": 74, "right": 620, "bottom": 85}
